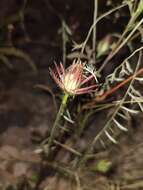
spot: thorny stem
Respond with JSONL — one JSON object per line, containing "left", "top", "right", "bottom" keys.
{"left": 45, "top": 93, "right": 69, "bottom": 155}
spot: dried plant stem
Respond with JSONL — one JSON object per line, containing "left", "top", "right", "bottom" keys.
{"left": 80, "top": 3, "right": 127, "bottom": 55}
{"left": 92, "top": 0, "right": 98, "bottom": 64}
{"left": 84, "top": 66, "right": 143, "bottom": 109}
{"left": 77, "top": 53, "right": 142, "bottom": 168}
{"left": 98, "top": 18, "right": 143, "bottom": 73}
{"left": 62, "top": 20, "right": 67, "bottom": 68}
{"left": 46, "top": 93, "right": 69, "bottom": 155}
{"left": 110, "top": 14, "right": 137, "bottom": 54}
{"left": 19, "top": 0, "right": 29, "bottom": 40}
{"left": 96, "top": 67, "right": 143, "bottom": 101}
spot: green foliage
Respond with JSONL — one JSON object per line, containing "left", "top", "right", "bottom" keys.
{"left": 92, "top": 160, "right": 111, "bottom": 173}
{"left": 30, "top": 173, "right": 39, "bottom": 183}
{"left": 96, "top": 35, "right": 111, "bottom": 58}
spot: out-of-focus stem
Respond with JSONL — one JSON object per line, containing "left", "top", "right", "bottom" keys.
{"left": 92, "top": 0, "right": 98, "bottom": 64}
{"left": 46, "top": 93, "right": 69, "bottom": 155}
{"left": 62, "top": 20, "right": 67, "bottom": 68}
{"left": 98, "top": 17, "right": 143, "bottom": 73}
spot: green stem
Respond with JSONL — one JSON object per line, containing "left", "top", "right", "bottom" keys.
{"left": 46, "top": 93, "right": 69, "bottom": 155}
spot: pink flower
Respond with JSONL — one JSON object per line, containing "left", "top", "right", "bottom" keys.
{"left": 50, "top": 59, "right": 96, "bottom": 95}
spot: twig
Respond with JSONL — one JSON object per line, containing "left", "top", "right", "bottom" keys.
{"left": 92, "top": 0, "right": 98, "bottom": 64}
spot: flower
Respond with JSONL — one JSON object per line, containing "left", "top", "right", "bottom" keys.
{"left": 50, "top": 59, "right": 97, "bottom": 95}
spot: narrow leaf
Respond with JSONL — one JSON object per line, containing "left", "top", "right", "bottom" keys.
{"left": 63, "top": 114, "right": 74, "bottom": 124}
{"left": 138, "top": 102, "right": 143, "bottom": 112}
{"left": 117, "top": 112, "right": 128, "bottom": 120}
{"left": 121, "top": 106, "right": 139, "bottom": 114}
{"left": 135, "top": 77, "right": 143, "bottom": 81}
{"left": 105, "top": 131, "right": 117, "bottom": 144}
{"left": 125, "top": 61, "right": 133, "bottom": 74}
{"left": 113, "top": 118, "right": 128, "bottom": 131}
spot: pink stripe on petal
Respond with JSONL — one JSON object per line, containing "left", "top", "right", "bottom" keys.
{"left": 75, "top": 89, "right": 95, "bottom": 95}
{"left": 75, "top": 85, "right": 97, "bottom": 94}
{"left": 50, "top": 70, "right": 58, "bottom": 81}
{"left": 54, "top": 62, "right": 62, "bottom": 79}
{"left": 81, "top": 75, "right": 94, "bottom": 85}
{"left": 50, "top": 70, "right": 63, "bottom": 89}
{"left": 60, "top": 62, "right": 65, "bottom": 75}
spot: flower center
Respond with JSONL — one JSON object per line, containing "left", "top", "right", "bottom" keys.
{"left": 64, "top": 73, "right": 79, "bottom": 93}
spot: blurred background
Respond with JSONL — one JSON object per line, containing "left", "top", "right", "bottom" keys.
{"left": 0, "top": 0, "right": 143, "bottom": 189}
